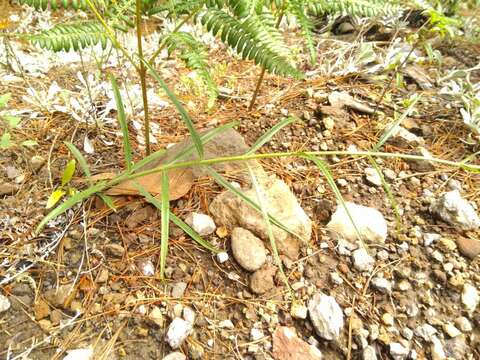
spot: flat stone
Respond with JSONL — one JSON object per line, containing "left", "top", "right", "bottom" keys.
{"left": 273, "top": 326, "right": 322, "bottom": 360}
{"left": 231, "top": 227, "right": 267, "bottom": 272}
{"left": 171, "top": 282, "right": 188, "bottom": 298}
{"left": 352, "top": 248, "right": 375, "bottom": 272}
{"left": 365, "top": 167, "right": 382, "bottom": 186}
{"left": 363, "top": 346, "right": 378, "bottom": 360}
{"left": 461, "top": 283, "right": 479, "bottom": 313}
{"left": 0, "top": 294, "right": 11, "bottom": 313}
{"left": 105, "top": 243, "right": 125, "bottom": 257}
{"left": 162, "top": 352, "right": 186, "bottom": 360}
{"left": 308, "top": 292, "right": 344, "bottom": 341}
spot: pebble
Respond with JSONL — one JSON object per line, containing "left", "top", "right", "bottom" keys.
{"left": 63, "top": 347, "right": 94, "bottom": 360}
{"left": 429, "top": 190, "right": 480, "bottom": 230}
{"left": 185, "top": 212, "right": 216, "bottom": 236}
{"left": 216, "top": 252, "right": 229, "bottom": 263}
{"left": 363, "top": 346, "right": 378, "bottom": 360}
{"left": 149, "top": 306, "right": 164, "bottom": 327}
{"left": 166, "top": 318, "right": 193, "bottom": 349}
{"left": 249, "top": 266, "right": 276, "bottom": 294}
{"left": 401, "top": 327, "right": 413, "bottom": 340}
{"left": 250, "top": 328, "right": 264, "bottom": 341}
{"left": 461, "top": 283, "right": 479, "bottom": 313}
{"left": 371, "top": 277, "right": 392, "bottom": 294}
{"left": 0, "top": 181, "right": 18, "bottom": 196}
{"left": 105, "top": 243, "right": 125, "bottom": 257}
{"left": 0, "top": 295, "right": 11, "bottom": 313}
{"left": 352, "top": 248, "right": 375, "bottom": 272}
{"left": 34, "top": 299, "right": 50, "bottom": 320}
{"left": 162, "top": 352, "right": 186, "bottom": 360}
{"left": 442, "top": 323, "right": 461, "bottom": 338}
{"left": 308, "top": 292, "right": 344, "bottom": 341}
{"left": 218, "top": 319, "right": 235, "bottom": 329}
{"left": 171, "top": 282, "right": 187, "bottom": 298}
{"left": 364, "top": 167, "right": 382, "bottom": 186}
{"left": 415, "top": 324, "right": 437, "bottom": 342}
{"left": 430, "top": 336, "right": 446, "bottom": 360}
{"left": 389, "top": 343, "right": 409, "bottom": 360}
{"left": 456, "top": 237, "right": 480, "bottom": 259}
{"left": 454, "top": 317, "right": 472, "bottom": 332}
{"left": 290, "top": 302, "right": 308, "bottom": 319}
{"left": 424, "top": 233, "right": 441, "bottom": 246}
{"left": 382, "top": 313, "right": 394, "bottom": 326}
{"left": 30, "top": 155, "right": 46, "bottom": 171}
{"left": 183, "top": 306, "right": 195, "bottom": 324}
{"left": 330, "top": 272, "right": 344, "bottom": 285}
{"left": 231, "top": 227, "right": 267, "bottom": 272}
{"left": 383, "top": 168, "right": 396, "bottom": 180}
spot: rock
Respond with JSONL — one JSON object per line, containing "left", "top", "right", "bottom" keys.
{"left": 216, "top": 252, "right": 229, "bottom": 263}
{"left": 364, "top": 168, "right": 382, "bottom": 187}
{"left": 185, "top": 212, "right": 216, "bottom": 236}
{"left": 430, "top": 336, "right": 446, "bottom": 360}
{"left": 249, "top": 266, "right": 276, "bottom": 294}
{"left": 454, "top": 317, "right": 472, "bottom": 332}
{"left": 105, "top": 243, "right": 125, "bottom": 257}
{"left": 363, "top": 346, "right": 378, "bottom": 360}
{"left": 423, "top": 233, "right": 441, "bottom": 246}
{"left": 382, "top": 313, "right": 394, "bottom": 326}
{"left": 291, "top": 302, "right": 308, "bottom": 319}
{"left": 30, "top": 155, "right": 46, "bottom": 171}
{"left": 401, "top": 327, "right": 413, "bottom": 340}
{"left": 63, "top": 347, "right": 94, "bottom": 360}
{"left": 407, "top": 146, "right": 435, "bottom": 172}
{"left": 389, "top": 343, "right": 409, "bottom": 360}
{"left": 461, "top": 283, "right": 479, "bottom": 313}
{"left": 162, "top": 352, "right": 186, "bottom": 360}
{"left": 218, "top": 319, "right": 235, "bottom": 329}
{"left": 442, "top": 323, "right": 461, "bottom": 338}
{"left": 149, "top": 306, "right": 164, "bottom": 327}
{"left": 171, "top": 282, "right": 187, "bottom": 298}
{"left": 415, "top": 324, "right": 437, "bottom": 342}
{"left": 182, "top": 306, "right": 195, "bottom": 324}
{"left": 429, "top": 190, "right": 480, "bottom": 230}
{"left": 385, "top": 125, "right": 424, "bottom": 147}
{"left": 0, "top": 181, "right": 18, "bottom": 196}
{"left": 444, "top": 334, "right": 468, "bottom": 359}
{"left": 328, "top": 91, "right": 374, "bottom": 114}
{"left": 272, "top": 326, "right": 322, "bottom": 360}
{"left": 330, "top": 272, "right": 344, "bottom": 285}
{"left": 371, "top": 277, "right": 392, "bottom": 294}
{"left": 308, "top": 292, "right": 344, "bottom": 341}
{"left": 165, "top": 318, "right": 193, "bottom": 349}
{"left": 34, "top": 299, "right": 50, "bottom": 320}
{"left": 44, "top": 284, "right": 75, "bottom": 308}
{"left": 456, "top": 237, "right": 480, "bottom": 259}
{"left": 250, "top": 328, "right": 264, "bottom": 341}
{"left": 327, "top": 202, "right": 387, "bottom": 244}
{"left": 352, "top": 248, "right": 375, "bottom": 272}
{"left": 210, "top": 175, "right": 312, "bottom": 260}
{"left": 0, "top": 294, "right": 11, "bottom": 313}
{"left": 96, "top": 268, "right": 109, "bottom": 283}
{"left": 323, "top": 117, "right": 335, "bottom": 130}
{"left": 231, "top": 227, "right": 267, "bottom": 272}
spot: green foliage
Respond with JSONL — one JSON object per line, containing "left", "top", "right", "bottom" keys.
{"left": 162, "top": 32, "right": 218, "bottom": 108}
{"left": 307, "top": 0, "right": 402, "bottom": 17}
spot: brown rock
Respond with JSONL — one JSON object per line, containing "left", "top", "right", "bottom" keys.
{"left": 34, "top": 299, "right": 50, "bottom": 320}
{"left": 273, "top": 326, "right": 322, "bottom": 360}
{"left": 0, "top": 181, "right": 18, "bottom": 196}
{"left": 457, "top": 237, "right": 480, "bottom": 259}
{"left": 50, "top": 309, "right": 62, "bottom": 325}
{"left": 44, "top": 284, "right": 76, "bottom": 308}
{"left": 105, "top": 243, "right": 125, "bottom": 257}
{"left": 250, "top": 266, "right": 277, "bottom": 294}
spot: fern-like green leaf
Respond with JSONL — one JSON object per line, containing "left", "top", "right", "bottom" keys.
{"left": 162, "top": 32, "right": 218, "bottom": 108}
{"left": 288, "top": 0, "right": 316, "bottom": 63}
{"left": 307, "top": 0, "right": 402, "bottom": 17}
{"left": 28, "top": 21, "right": 108, "bottom": 52}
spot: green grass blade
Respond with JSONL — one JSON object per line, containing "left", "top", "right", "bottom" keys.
{"left": 375, "top": 96, "right": 420, "bottom": 150}
{"left": 132, "top": 149, "right": 167, "bottom": 172}
{"left": 159, "top": 171, "right": 170, "bottom": 280}
{"left": 247, "top": 165, "right": 292, "bottom": 294}
{"left": 99, "top": 193, "right": 117, "bottom": 211}
{"left": 170, "top": 213, "right": 220, "bottom": 253}
{"left": 207, "top": 167, "right": 302, "bottom": 240}
{"left": 304, "top": 154, "right": 365, "bottom": 245}
{"left": 64, "top": 141, "right": 91, "bottom": 179}
{"left": 246, "top": 116, "right": 296, "bottom": 155}
{"left": 142, "top": 59, "right": 204, "bottom": 158}
{"left": 109, "top": 74, "right": 132, "bottom": 171}
{"left": 36, "top": 181, "right": 107, "bottom": 234}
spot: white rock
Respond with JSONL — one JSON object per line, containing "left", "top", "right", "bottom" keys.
{"left": 216, "top": 252, "right": 229, "bottom": 263}
{"left": 401, "top": 327, "right": 413, "bottom": 340}
{"left": 327, "top": 202, "right": 387, "bottom": 244}
{"left": 291, "top": 302, "right": 308, "bottom": 319}
{"left": 454, "top": 317, "right": 472, "bottom": 332}
{"left": 389, "top": 343, "right": 409, "bottom": 360}
{"left": 431, "top": 336, "right": 446, "bottom": 360}
{"left": 63, "top": 347, "right": 93, "bottom": 360}
{"left": 415, "top": 324, "right": 437, "bottom": 342}
{"left": 231, "top": 227, "right": 267, "bottom": 272}
{"left": 429, "top": 190, "right": 480, "bottom": 230}
{"left": 442, "top": 323, "right": 461, "bottom": 338}
{"left": 0, "top": 295, "right": 11, "bottom": 313}
{"left": 250, "top": 328, "right": 264, "bottom": 341}
{"left": 162, "top": 352, "right": 186, "bottom": 360}
{"left": 171, "top": 282, "right": 187, "bottom": 298}
{"left": 423, "top": 233, "right": 441, "bottom": 246}
{"left": 371, "top": 277, "right": 392, "bottom": 294}
{"left": 149, "top": 306, "right": 164, "bottom": 327}
{"left": 352, "top": 248, "right": 375, "bottom": 272}
{"left": 386, "top": 125, "right": 424, "bottom": 146}
{"left": 461, "top": 283, "right": 479, "bottom": 313}
{"left": 365, "top": 167, "right": 382, "bottom": 186}
{"left": 308, "top": 292, "right": 344, "bottom": 341}
{"left": 330, "top": 272, "right": 344, "bottom": 285}
{"left": 363, "top": 346, "right": 378, "bottom": 360}
{"left": 218, "top": 319, "right": 235, "bottom": 329}
{"left": 166, "top": 318, "right": 193, "bottom": 349}
{"left": 185, "top": 212, "right": 216, "bottom": 236}
{"left": 182, "top": 306, "right": 196, "bottom": 324}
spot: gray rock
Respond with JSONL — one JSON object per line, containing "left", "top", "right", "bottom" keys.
{"left": 371, "top": 277, "right": 391, "bottom": 294}
{"left": 166, "top": 318, "right": 193, "bottom": 349}
{"left": 231, "top": 227, "right": 266, "bottom": 272}
{"left": 327, "top": 202, "right": 387, "bottom": 244}
{"left": 352, "top": 248, "right": 375, "bottom": 272}
{"left": 162, "top": 352, "right": 186, "bottom": 360}
{"left": 171, "top": 282, "right": 187, "bottom": 298}
{"left": 430, "top": 336, "right": 446, "bottom": 360}
{"left": 429, "top": 190, "right": 480, "bottom": 230}
{"left": 444, "top": 334, "right": 468, "bottom": 359}
{"left": 415, "top": 324, "right": 437, "bottom": 342}
{"left": 0, "top": 294, "right": 11, "bottom": 313}
{"left": 364, "top": 168, "right": 382, "bottom": 187}
{"left": 185, "top": 212, "right": 216, "bottom": 236}
{"left": 454, "top": 317, "right": 472, "bottom": 332}
{"left": 308, "top": 292, "right": 344, "bottom": 340}
{"left": 401, "top": 327, "right": 413, "bottom": 340}
{"left": 210, "top": 175, "right": 312, "bottom": 260}
{"left": 363, "top": 346, "right": 377, "bottom": 360}
{"left": 389, "top": 343, "right": 409, "bottom": 360}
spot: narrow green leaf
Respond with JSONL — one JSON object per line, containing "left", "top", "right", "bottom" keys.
{"left": 4, "top": 115, "right": 21, "bottom": 128}
{"left": 21, "top": 140, "right": 38, "bottom": 147}
{"left": 305, "top": 155, "right": 365, "bottom": 245}
{"left": 159, "top": 171, "right": 170, "bottom": 280}
{"left": 46, "top": 189, "right": 66, "bottom": 209}
{"left": 64, "top": 141, "right": 92, "bottom": 179}
{"left": 99, "top": 193, "right": 117, "bottom": 211}
{"left": 142, "top": 59, "right": 204, "bottom": 158}
{"left": 61, "top": 159, "right": 76, "bottom": 186}
{"left": 36, "top": 181, "right": 107, "bottom": 234}
{"left": 131, "top": 149, "right": 167, "bottom": 172}
{"left": 109, "top": 74, "right": 132, "bottom": 171}
{"left": 0, "top": 133, "right": 11, "bottom": 149}
{"left": 247, "top": 116, "right": 296, "bottom": 155}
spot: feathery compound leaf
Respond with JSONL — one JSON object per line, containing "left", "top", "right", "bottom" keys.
{"left": 28, "top": 21, "right": 108, "bottom": 52}
{"left": 307, "top": 0, "right": 402, "bottom": 17}
{"left": 288, "top": 0, "right": 316, "bottom": 63}
{"left": 18, "top": 0, "right": 91, "bottom": 10}
{"left": 162, "top": 32, "right": 218, "bottom": 109}
{"left": 201, "top": 9, "right": 302, "bottom": 78}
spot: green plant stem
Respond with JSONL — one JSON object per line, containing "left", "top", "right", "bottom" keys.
{"left": 135, "top": 0, "right": 151, "bottom": 155}
{"left": 248, "top": 4, "right": 286, "bottom": 111}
